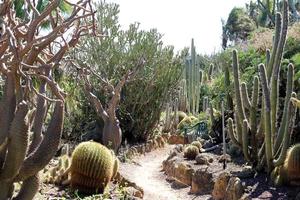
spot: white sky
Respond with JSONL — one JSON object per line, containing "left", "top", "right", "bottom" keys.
{"left": 107, "top": 0, "right": 250, "bottom": 55}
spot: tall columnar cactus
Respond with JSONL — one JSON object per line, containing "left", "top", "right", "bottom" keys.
{"left": 182, "top": 38, "right": 203, "bottom": 115}
{"left": 208, "top": 63, "right": 214, "bottom": 81}
{"left": 228, "top": 0, "right": 297, "bottom": 173}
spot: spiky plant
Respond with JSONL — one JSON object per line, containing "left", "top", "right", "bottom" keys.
{"left": 70, "top": 141, "right": 115, "bottom": 194}
{"left": 227, "top": 0, "right": 298, "bottom": 174}
{"left": 183, "top": 145, "right": 199, "bottom": 160}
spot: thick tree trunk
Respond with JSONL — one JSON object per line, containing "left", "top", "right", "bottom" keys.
{"left": 102, "top": 118, "right": 122, "bottom": 153}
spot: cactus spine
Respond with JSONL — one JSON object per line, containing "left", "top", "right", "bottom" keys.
{"left": 228, "top": 0, "right": 297, "bottom": 173}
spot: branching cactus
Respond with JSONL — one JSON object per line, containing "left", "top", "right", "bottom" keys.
{"left": 227, "top": 0, "right": 298, "bottom": 173}
{"left": 0, "top": 1, "right": 94, "bottom": 199}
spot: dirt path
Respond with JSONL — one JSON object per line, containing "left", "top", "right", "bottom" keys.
{"left": 120, "top": 145, "right": 209, "bottom": 200}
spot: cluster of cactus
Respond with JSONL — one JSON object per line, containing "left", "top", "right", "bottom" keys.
{"left": 227, "top": 0, "right": 298, "bottom": 176}
{"left": 179, "top": 38, "right": 203, "bottom": 115}
{"left": 183, "top": 145, "right": 199, "bottom": 160}
{"left": 70, "top": 141, "right": 119, "bottom": 194}
{"left": 44, "top": 155, "right": 71, "bottom": 185}
{"left": 0, "top": 99, "right": 64, "bottom": 199}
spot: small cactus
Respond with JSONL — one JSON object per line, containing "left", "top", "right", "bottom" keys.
{"left": 183, "top": 145, "right": 199, "bottom": 160}
{"left": 191, "top": 141, "right": 202, "bottom": 151}
{"left": 70, "top": 141, "right": 114, "bottom": 193}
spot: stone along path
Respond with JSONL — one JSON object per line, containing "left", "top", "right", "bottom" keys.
{"left": 120, "top": 145, "right": 209, "bottom": 200}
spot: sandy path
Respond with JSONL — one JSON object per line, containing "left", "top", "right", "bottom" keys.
{"left": 120, "top": 145, "right": 209, "bottom": 200}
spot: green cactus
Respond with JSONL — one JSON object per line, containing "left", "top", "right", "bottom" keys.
{"left": 227, "top": 0, "right": 297, "bottom": 174}
{"left": 112, "top": 157, "right": 120, "bottom": 179}
{"left": 183, "top": 145, "right": 199, "bottom": 160}
{"left": 272, "top": 143, "right": 300, "bottom": 186}
{"left": 208, "top": 63, "right": 214, "bottom": 81}
{"left": 0, "top": 99, "right": 64, "bottom": 199}
{"left": 70, "top": 141, "right": 115, "bottom": 193}
{"left": 182, "top": 38, "right": 203, "bottom": 115}
{"left": 191, "top": 141, "right": 202, "bottom": 151}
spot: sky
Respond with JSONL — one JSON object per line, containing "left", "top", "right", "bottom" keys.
{"left": 106, "top": 0, "right": 250, "bottom": 55}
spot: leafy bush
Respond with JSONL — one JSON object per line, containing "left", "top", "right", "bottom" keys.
{"left": 71, "top": 1, "right": 183, "bottom": 142}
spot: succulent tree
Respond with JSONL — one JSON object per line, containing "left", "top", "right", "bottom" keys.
{"left": 78, "top": 62, "right": 143, "bottom": 153}
{"left": 228, "top": 0, "right": 297, "bottom": 173}
{"left": 0, "top": 0, "right": 94, "bottom": 199}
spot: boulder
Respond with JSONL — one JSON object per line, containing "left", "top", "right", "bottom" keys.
{"left": 225, "top": 177, "right": 244, "bottom": 200}
{"left": 190, "top": 168, "right": 214, "bottom": 194}
{"left": 195, "top": 154, "right": 209, "bottom": 165}
{"left": 173, "top": 162, "right": 194, "bottom": 186}
{"left": 212, "top": 172, "right": 231, "bottom": 200}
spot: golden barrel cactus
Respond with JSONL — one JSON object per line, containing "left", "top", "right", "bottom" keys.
{"left": 283, "top": 143, "right": 300, "bottom": 184}
{"left": 183, "top": 145, "right": 199, "bottom": 160}
{"left": 70, "top": 141, "right": 115, "bottom": 193}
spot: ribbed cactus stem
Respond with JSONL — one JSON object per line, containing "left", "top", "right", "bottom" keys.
{"left": 274, "top": 64, "right": 294, "bottom": 154}
{"left": 242, "top": 119, "right": 251, "bottom": 161}
{"left": 273, "top": 96, "right": 296, "bottom": 167}
{"left": 208, "top": 63, "right": 214, "bottom": 81}
{"left": 16, "top": 101, "right": 64, "bottom": 181}
{"left": 259, "top": 64, "right": 273, "bottom": 172}
{"left": 199, "top": 70, "right": 203, "bottom": 84}
{"left": 250, "top": 76, "right": 259, "bottom": 161}
{"left": 267, "top": 13, "right": 282, "bottom": 80}
{"left": 270, "top": 0, "right": 288, "bottom": 138}
{"left": 0, "top": 102, "right": 29, "bottom": 181}
{"left": 227, "top": 118, "right": 241, "bottom": 148}
{"left": 241, "top": 82, "right": 251, "bottom": 109}
{"left": 209, "top": 103, "right": 214, "bottom": 124}
{"left": 232, "top": 50, "right": 246, "bottom": 139}
{"left": 13, "top": 174, "right": 39, "bottom": 200}
{"left": 266, "top": 49, "right": 271, "bottom": 67}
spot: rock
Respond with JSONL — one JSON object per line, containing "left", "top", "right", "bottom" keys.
{"left": 171, "top": 180, "right": 189, "bottom": 188}
{"left": 168, "top": 134, "right": 185, "bottom": 144}
{"left": 166, "top": 150, "right": 178, "bottom": 161}
{"left": 212, "top": 172, "right": 231, "bottom": 200}
{"left": 218, "top": 154, "right": 231, "bottom": 163}
{"left": 232, "top": 165, "right": 255, "bottom": 179}
{"left": 190, "top": 168, "right": 214, "bottom": 194}
{"left": 126, "top": 186, "right": 144, "bottom": 199}
{"left": 162, "top": 156, "right": 180, "bottom": 175}
{"left": 166, "top": 176, "right": 175, "bottom": 182}
{"left": 174, "top": 162, "right": 194, "bottom": 186}
{"left": 195, "top": 154, "right": 209, "bottom": 165}
{"left": 174, "top": 144, "right": 184, "bottom": 153}
{"left": 225, "top": 177, "right": 244, "bottom": 200}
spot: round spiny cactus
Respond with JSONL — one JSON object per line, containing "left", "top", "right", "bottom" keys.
{"left": 283, "top": 143, "right": 300, "bottom": 184}
{"left": 191, "top": 141, "right": 202, "bottom": 150}
{"left": 183, "top": 145, "right": 199, "bottom": 160}
{"left": 70, "top": 141, "right": 114, "bottom": 194}
{"left": 112, "top": 157, "right": 119, "bottom": 179}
